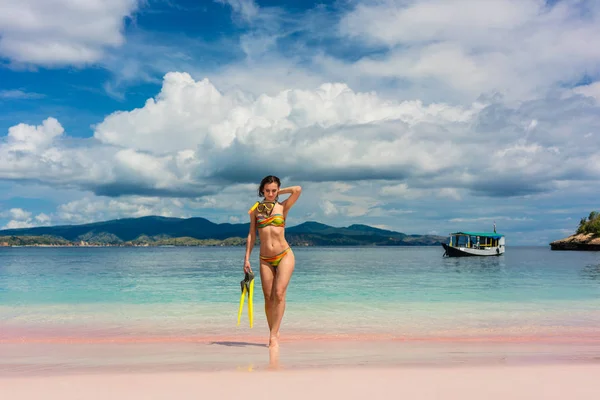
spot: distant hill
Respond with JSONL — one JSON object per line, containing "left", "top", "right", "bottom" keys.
{"left": 0, "top": 216, "right": 446, "bottom": 247}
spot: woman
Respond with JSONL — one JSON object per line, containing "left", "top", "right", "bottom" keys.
{"left": 244, "top": 175, "right": 302, "bottom": 348}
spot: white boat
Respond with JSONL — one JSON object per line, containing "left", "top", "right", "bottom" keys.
{"left": 442, "top": 231, "right": 505, "bottom": 257}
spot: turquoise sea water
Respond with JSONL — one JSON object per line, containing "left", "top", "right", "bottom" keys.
{"left": 1, "top": 246, "right": 599, "bottom": 339}
{"left": 2, "top": 246, "right": 600, "bottom": 373}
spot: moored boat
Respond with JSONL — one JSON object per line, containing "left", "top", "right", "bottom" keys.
{"left": 442, "top": 231, "right": 505, "bottom": 257}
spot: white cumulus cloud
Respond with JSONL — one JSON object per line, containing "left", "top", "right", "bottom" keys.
{"left": 337, "top": 0, "right": 600, "bottom": 101}
{"left": 6, "top": 117, "right": 64, "bottom": 153}
{"left": 55, "top": 196, "right": 189, "bottom": 225}
{"left": 1, "top": 208, "right": 51, "bottom": 230}
{"left": 1, "top": 72, "right": 600, "bottom": 202}
{"left": 573, "top": 82, "right": 600, "bottom": 102}
{"left": 0, "top": 0, "right": 139, "bottom": 66}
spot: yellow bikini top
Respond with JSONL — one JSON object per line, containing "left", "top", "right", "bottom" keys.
{"left": 256, "top": 213, "right": 285, "bottom": 229}
{"left": 249, "top": 201, "right": 285, "bottom": 229}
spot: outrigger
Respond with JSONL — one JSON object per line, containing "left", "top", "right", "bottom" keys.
{"left": 442, "top": 231, "right": 505, "bottom": 257}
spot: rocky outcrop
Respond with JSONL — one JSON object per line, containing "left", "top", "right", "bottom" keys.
{"left": 550, "top": 233, "right": 600, "bottom": 251}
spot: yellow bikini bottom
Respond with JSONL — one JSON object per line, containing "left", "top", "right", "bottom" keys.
{"left": 260, "top": 247, "right": 291, "bottom": 269}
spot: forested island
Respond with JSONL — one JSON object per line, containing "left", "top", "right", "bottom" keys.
{"left": 550, "top": 211, "right": 600, "bottom": 251}
{"left": 0, "top": 216, "right": 446, "bottom": 247}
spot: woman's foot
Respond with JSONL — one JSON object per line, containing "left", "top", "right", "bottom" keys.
{"left": 269, "top": 332, "right": 280, "bottom": 348}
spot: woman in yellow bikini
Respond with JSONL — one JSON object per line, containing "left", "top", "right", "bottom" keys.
{"left": 244, "top": 175, "right": 302, "bottom": 348}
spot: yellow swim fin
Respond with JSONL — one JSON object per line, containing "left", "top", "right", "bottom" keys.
{"left": 237, "top": 271, "right": 255, "bottom": 328}
{"left": 237, "top": 284, "right": 247, "bottom": 326}
{"left": 248, "top": 277, "right": 254, "bottom": 328}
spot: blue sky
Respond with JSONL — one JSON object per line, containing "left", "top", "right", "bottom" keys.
{"left": 1, "top": 0, "right": 600, "bottom": 245}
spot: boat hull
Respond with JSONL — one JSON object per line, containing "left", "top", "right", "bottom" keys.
{"left": 442, "top": 243, "right": 504, "bottom": 257}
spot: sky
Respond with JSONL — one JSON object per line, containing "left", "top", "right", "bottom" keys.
{"left": 1, "top": 0, "right": 600, "bottom": 245}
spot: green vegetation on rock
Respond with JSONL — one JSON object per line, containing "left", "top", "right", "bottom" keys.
{"left": 77, "top": 232, "right": 123, "bottom": 244}
{"left": 128, "top": 236, "right": 247, "bottom": 246}
{"left": 0, "top": 235, "right": 71, "bottom": 246}
{"left": 576, "top": 211, "right": 600, "bottom": 236}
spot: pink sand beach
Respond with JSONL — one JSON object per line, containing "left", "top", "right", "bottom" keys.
{"left": 3, "top": 363, "right": 600, "bottom": 400}
{"left": 3, "top": 331, "right": 600, "bottom": 399}
{"left": 3, "top": 246, "right": 600, "bottom": 399}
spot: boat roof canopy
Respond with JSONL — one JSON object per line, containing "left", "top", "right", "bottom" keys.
{"left": 450, "top": 231, "right": 504, "bottom": 239}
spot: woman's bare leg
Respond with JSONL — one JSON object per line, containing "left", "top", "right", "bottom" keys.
{"left": 268, "top": 250, "right": 295, "bottom": 348}
{"left": 259, "top": 261, "right": 276, "bottom": 331}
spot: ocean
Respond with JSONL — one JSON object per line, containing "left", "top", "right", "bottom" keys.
{"left": 1, "top": 246, "right": 600, "bottom": 373}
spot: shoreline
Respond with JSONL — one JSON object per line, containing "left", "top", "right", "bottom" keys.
{"left": 3, "top": 334, "right": 600, "bottom": 378}
{"left": 550, "top": 233, "right": 600, "bottom": 251}
{"left": 0, "top": 243, "right": 443, "bottom": 248}
{"left": 3, "top": 331, "right": 600, "bottom": 344}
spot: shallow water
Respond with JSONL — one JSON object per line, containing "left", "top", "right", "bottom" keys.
{"left": 1, "top": 246, "right": 599, "bottom": 373}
